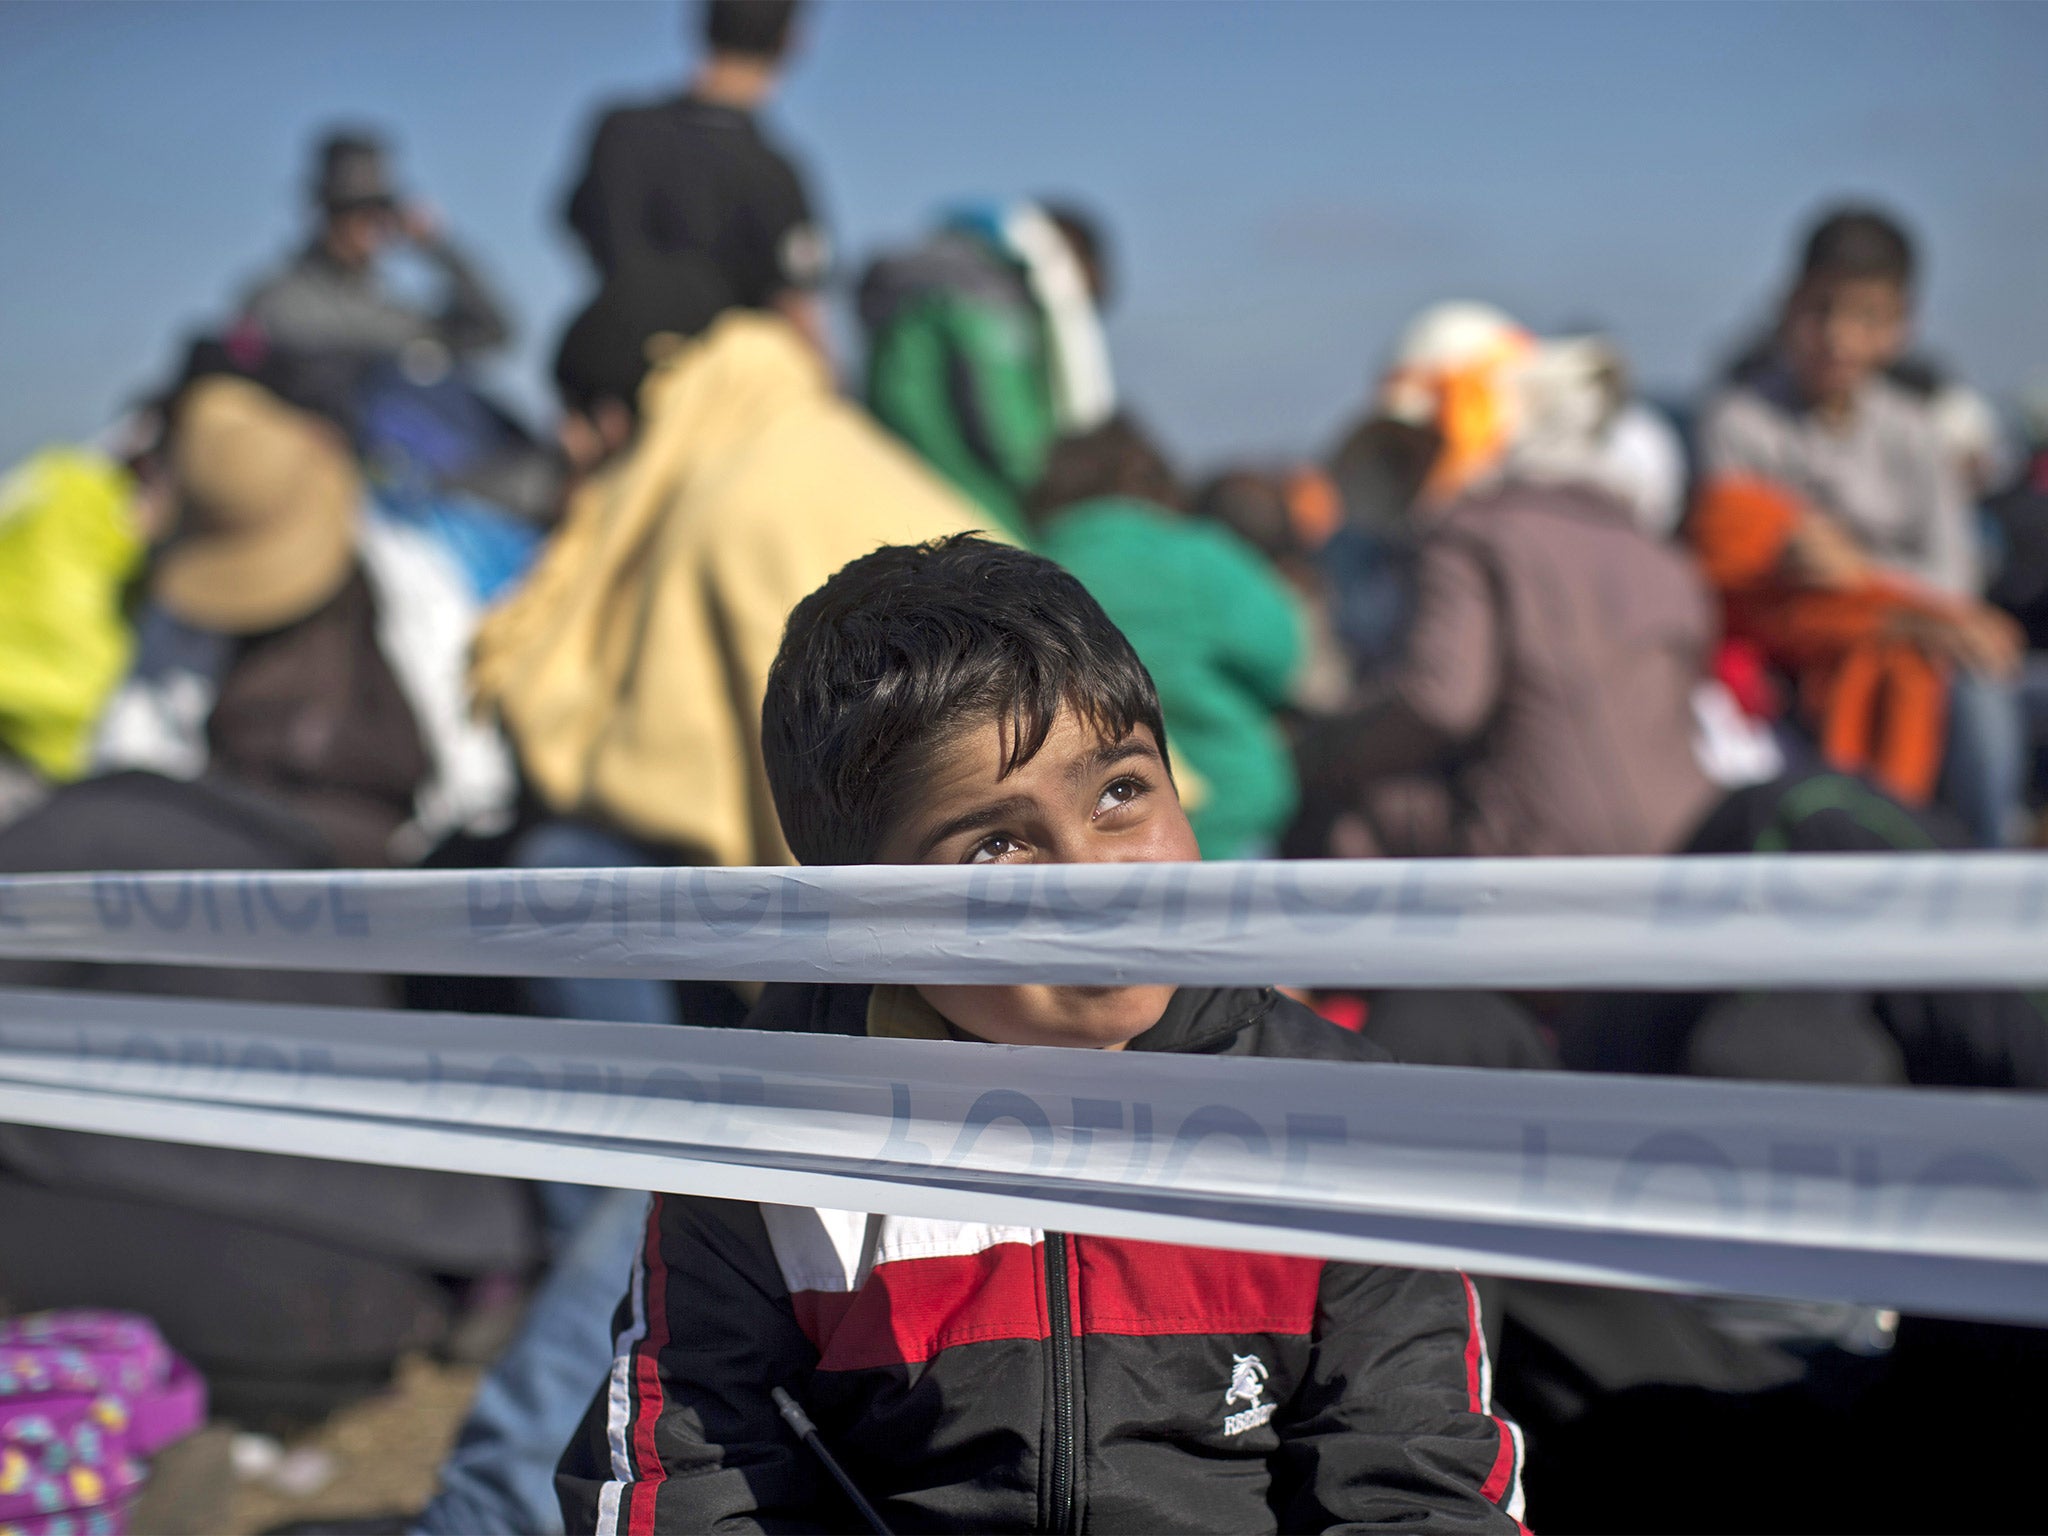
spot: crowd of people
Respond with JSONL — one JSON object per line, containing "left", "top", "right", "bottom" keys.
{"left": 2, "top": 2, "right": 2047, "bottom": 1531}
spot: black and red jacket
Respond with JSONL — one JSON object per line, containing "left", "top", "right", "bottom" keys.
{"left": 557, "top": 984, "right": 1527, "bottom": 1534}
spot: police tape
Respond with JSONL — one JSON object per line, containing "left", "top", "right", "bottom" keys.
{"left": 3, "top": 853, "right": 2048, "bottom": 987}
{"left": 2, "top": 984, "right": 2046, "bottom": 1326}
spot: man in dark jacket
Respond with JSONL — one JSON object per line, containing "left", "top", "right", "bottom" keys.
{"left": 564, "top": 0, "right": 830, "bottom": 353}
{"left": 556, "top": 535, "right": 1525, "bottom": 1534}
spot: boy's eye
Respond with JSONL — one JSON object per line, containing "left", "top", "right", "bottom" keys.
{"left": 1095, "top": 776, "right": 1145, "bottom": 818}
{"left": 967, "top": 834, "right": 1024, "bottom": 864}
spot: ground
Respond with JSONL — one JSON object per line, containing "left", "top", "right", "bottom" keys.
{"left": 131, "top": 1354, "right": 481, "bottom": 1535}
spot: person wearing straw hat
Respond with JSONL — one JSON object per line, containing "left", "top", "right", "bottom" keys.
{"left": 94, "top": 374, "right": 514, "bottom": 867}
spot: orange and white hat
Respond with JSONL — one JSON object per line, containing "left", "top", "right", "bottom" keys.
{"left": 1376, "top": 302, "right": 1538, "bottom": 502}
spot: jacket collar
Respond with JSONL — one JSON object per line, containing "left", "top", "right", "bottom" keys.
{"left": 1127, "top": 986, "right": 1278, "bottom": 1054}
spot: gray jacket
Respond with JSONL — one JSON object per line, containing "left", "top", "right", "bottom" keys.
{"left": 240, "top": 238, "right": 513, "bottom": 361}
{"left": 1311, "top": 479, "right": 1720, "bottom": 859}
{"left": 1700, "top": 363, "right": 1977, "bottom": 597}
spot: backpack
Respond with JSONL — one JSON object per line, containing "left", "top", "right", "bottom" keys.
{"left": 0, "top": 1311, "right": 204, "bottom": 1535}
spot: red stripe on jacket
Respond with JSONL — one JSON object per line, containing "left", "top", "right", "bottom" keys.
{"left": 1462, "top": 1275, "right": 1520, "bottom": 1512}
{"left": 797, "top": 1235, "right": 1325, "bottom": 1373}
{"left": 627, "top": 1195, "right": 673, "bottom": 1536}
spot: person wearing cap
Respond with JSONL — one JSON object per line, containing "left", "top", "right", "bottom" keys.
{"left": 237, "top": 128, "right": 513, "bottom": 373}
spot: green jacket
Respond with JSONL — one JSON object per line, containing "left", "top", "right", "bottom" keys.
{"left": 860, "top": 235, "right": 1055, "bottom": 541}
{"left": 1036, "top": 498, "right": 1304, "bottom": 859}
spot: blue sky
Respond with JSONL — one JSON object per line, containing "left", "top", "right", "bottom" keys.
{"left": 1, "top": 0, "right": 2044, "bottom": 471}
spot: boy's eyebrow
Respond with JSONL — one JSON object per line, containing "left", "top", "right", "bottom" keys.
{"left": 914, "top": 795, "right": 1040, "bottom": 859}
{"left": 1064, "top": 738, "right": 1160, "bottom": 787}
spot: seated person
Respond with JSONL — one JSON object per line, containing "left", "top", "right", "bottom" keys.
{"left": 555, "top": 534, "right": 1526, "bottom": 1533}
{"left": 232, "top": 131, "right": 564, "bottom": 525}
{"left": 1292, "top": 302, "right": 1723, "bottom": 861}
{"left": 1026, "top": 415, "right": 1309, "bottom": 859}
{"left": 95, "top": 372, "right": 514, "bottom": 868}
{"left": 1698, "top": 205, "right": 2025, "bottom": 845}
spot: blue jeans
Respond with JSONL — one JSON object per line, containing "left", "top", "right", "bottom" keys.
{"left": 417, "top": 821, "right": 676, "bottom": 1535}
{"left": 416, "top": 1189, "right": 650, "bottom": 1536}
{"left": 1938, "top": 670, "right": 2027, "bottom": 847}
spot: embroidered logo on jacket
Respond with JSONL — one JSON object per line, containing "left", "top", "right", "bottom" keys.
{"left": 1221, "top": 1352, "right": 1273, "bottom": 1436}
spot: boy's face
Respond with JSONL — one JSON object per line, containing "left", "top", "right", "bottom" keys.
{"left": 1781, "top": 274, "right": 1909, "bottom": 410}
{"left": 875, "top": 709, "right": 1199, "bottom": 1050}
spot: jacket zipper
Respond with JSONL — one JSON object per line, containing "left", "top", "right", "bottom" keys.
{"left": 1044, "top": 1231, "right": 1079, "bottom": 1534}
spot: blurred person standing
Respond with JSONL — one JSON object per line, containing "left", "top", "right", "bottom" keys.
{"left": 238, "top": 129, "right": 513, "bottom": 375}
{"left": 1697, "top": 205, "right": 2026, "bottom": 844}
{"left": 564, "top": 0, "right": 830, "bottom": 353}
{"left": 860, "top": 199, "right": 1116, "bottom": 538}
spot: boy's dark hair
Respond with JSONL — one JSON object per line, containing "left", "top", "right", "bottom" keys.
{"left": 1024, "top": 413, "right": 1184, "bottom": 526}
{"left": 1797, "top": 205, "right": 1916, "bottom": 292}
{"left": 763, "top": 534, "right": 1170, "bottom": 865}
{"left": 701, "top": 0, "right": 801, "bottom": 60}
{"left": 553, "top": 254, "right": 731, "bottom": 417}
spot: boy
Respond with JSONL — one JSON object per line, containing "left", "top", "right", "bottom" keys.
{"left": 1699, "top": 205, "right": 2024, "bottom": 844}
{"left": 556, "top": 535, "right": 1526, "bottom": 1533}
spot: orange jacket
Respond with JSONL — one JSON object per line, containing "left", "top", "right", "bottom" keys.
{"left": 1689, "top": 474, "right": 1952, "bottom": 804}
